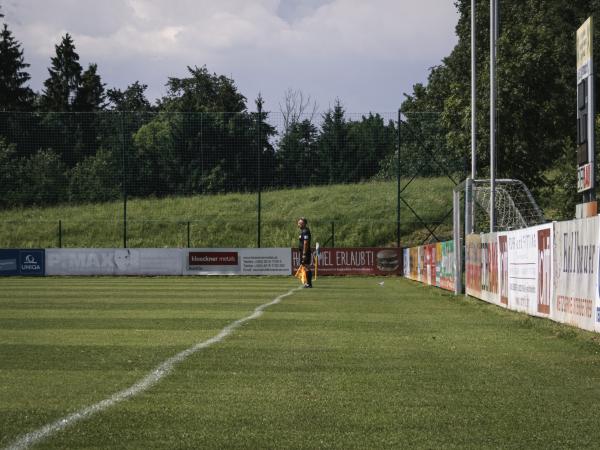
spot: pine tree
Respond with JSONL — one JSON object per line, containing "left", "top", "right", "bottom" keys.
{"left": 319, "top": 100, "right": 348, "bottom": 183}
{"left": 0, "top": 23, "right": 33, "bottom": 111}
{"left": 74, "top": 63, "right": 106, "bottom": 111}
{"left": 41, "top": 33, "right": 82, "bottom": 111}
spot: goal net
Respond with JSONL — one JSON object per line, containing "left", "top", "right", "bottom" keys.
{"left": 466, "top": 178, "right": 545, "bottom": 233}
{"left": 451, "top": 178, "right": 545, "bottom": 293}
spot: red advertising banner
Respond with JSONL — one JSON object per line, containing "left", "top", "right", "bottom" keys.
{"left": 426, "top": 244, "right": 436, "bottom": 286}
{"left": 537, "top": 228, "right": 552, "bottom": 314}
{"left": 292, "top": 248, "right": 402, "bottom": 275}
{"left": 577, "top": 162, "right": 593, "bottom": 192}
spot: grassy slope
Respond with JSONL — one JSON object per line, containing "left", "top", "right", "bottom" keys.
{"left": 2, "top": 277, "right": 600, "bottom": 448}
{"left": 0, "top": 178, "right": 455, "bottom": 248}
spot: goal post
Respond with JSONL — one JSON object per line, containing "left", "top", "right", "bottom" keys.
{"left": 453, "top": 177, "right": 545, "bottom": 294}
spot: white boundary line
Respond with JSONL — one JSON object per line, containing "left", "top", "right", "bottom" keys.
{"left": 5, "top": 286, "right": 302, "bottom": 450}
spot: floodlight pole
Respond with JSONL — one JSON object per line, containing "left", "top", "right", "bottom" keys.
{"left": 471, "top": 0, "right": 477, "bottom": 181}
{"left": 490, "top": 0, "right": 497, "bottom": 232}
{"left": 466, "top": 0, "right": 477, "bottom": 236}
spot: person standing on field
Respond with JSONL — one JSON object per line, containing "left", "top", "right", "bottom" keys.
{"left": 297, "top": 217, "right": 313, "bottom": 288}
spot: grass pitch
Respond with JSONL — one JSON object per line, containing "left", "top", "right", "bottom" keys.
{"left": 2, "top": 276, "right": 600, "bottom": 449}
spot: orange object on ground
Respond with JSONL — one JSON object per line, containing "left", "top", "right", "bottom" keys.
{"left": 295, "top": 264, "right": 307, "bottom": 285}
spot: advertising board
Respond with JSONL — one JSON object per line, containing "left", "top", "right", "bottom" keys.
{"left": 187, "top": 248, "right": 291, "bottom": 275}
{"left": 46, "top": 249, "right": 183, "bottom": 275}
{"left": 480, "top": 233, "right": 500, "bottom": 305}
{"left": 577, "top": 163, "right": 593, "bottom": 192}
{"left": 403, "top": 249, "right": 410, "bottom": 278}
{"left": 537, "top": 227, "right": 552, "bottom": 315}
{"left": 439, "top": 240, "right": 455, "bottom": 291}
{"left": 465, "top": 234, "right": 481, "bottom": 298}
{"left": 435, "top": 242, "right": 442, "bottom": 287}
{"left": 410, "top": 247, "right": 418, "bottom": 280}
{"left": 498, "top": 233, "right": 509, "bottom": 306}
{"left": 426, "top": 244, "right": 436, "bottom": 286}
{"left": 507, "top": 224, "right": 553, "bottom": 317}
{"left": 0, "top": 249, "right": 45, "bottom": 276}
{"left": 553, "top": 216, "right": 597, "bottom": 331}
{"left": 292, "top": 247, "right": 401, "bottom": 276}
{"left": 418, "top": 246, "right": 426, "bottom": 282}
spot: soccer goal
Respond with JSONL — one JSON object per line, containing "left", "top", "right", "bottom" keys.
{"left": 452, "top": 178, "right": 546, "bottom": 293}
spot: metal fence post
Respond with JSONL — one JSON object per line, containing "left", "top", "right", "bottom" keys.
{"left": 187, "top": 221, "right": 191, "bottom": 248}
{"left": 58, "top": 220, "right": 62, "bottom": 248}
{"left": 397, "top": 109, "right": 401, "bottom": 248}
{"left": 120, "top": 112, "right": 128, "bottom": 248}
{"left": 200, "top": 113, "right": 204, "bottom": 192}
{"left": 331, "top": 221, "right": 335, "bottom": 248}
{"left": 256, "top": 99, "right": 262, "bottom": 248}
{"left": 453, "top": 189, "right": 462, "bottom": 295}
{"left": 465, "top": 177, "right": 473, "bottom": 235}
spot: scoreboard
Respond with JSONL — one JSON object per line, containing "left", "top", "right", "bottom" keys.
{"left": 576, "top": 17, "right": 595, "bottom": 196}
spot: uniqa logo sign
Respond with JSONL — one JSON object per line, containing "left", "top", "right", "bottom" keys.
{"left": 21, "top": 253, "right": 41, "bottom": 271}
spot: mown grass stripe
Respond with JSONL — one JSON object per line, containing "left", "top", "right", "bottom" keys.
{"left": 3, "top": 286, "right": 301, "bottom": 450}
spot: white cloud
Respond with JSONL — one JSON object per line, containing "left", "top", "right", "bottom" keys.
{"left": 3, "top": 0, "right": 458, "bottom": 111}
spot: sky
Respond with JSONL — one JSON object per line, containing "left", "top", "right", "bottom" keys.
{"left": 2, "top": 0, "right": 459, "bottom": 113}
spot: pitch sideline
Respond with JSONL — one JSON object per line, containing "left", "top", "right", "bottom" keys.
{"left": 4, "top": 285, "right": 303, "bottom": 450}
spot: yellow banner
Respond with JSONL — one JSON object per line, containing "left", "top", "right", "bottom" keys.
{"left": 577, "top": 17, "right": 593, "bottom": 70}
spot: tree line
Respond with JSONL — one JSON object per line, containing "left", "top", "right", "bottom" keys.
{"left": 0, "top": 13, "right": 415, "bottom": 208}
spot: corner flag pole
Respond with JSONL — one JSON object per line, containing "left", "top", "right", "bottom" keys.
{"left": 314, "top": 242, "right": 320, "bottom": 280}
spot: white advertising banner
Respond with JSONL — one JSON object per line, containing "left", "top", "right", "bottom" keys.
{"left": 507, "top": 224, "right": 553, "bottom": 317}
{"left": 553, "top": 216, "right": 598, "bottom": 331}
{"left": 403, "top": 249, "right": 410, "bottom": 277}
{"left": 46, "top": 249, "right": 183, "bottom": 275}
{"left": 183, "top": 248, "right": 291, "bottom": 275}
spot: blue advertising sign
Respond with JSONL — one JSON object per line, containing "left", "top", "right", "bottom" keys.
{"left": 0, "top": 249, "right": 45, "bottom": 276}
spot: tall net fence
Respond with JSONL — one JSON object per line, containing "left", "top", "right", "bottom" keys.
{"left": 397, "top": 112, "right": 465, "bottom": 245}
{"left": 0, "top": 111, "right": 463, "bottom": 248}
